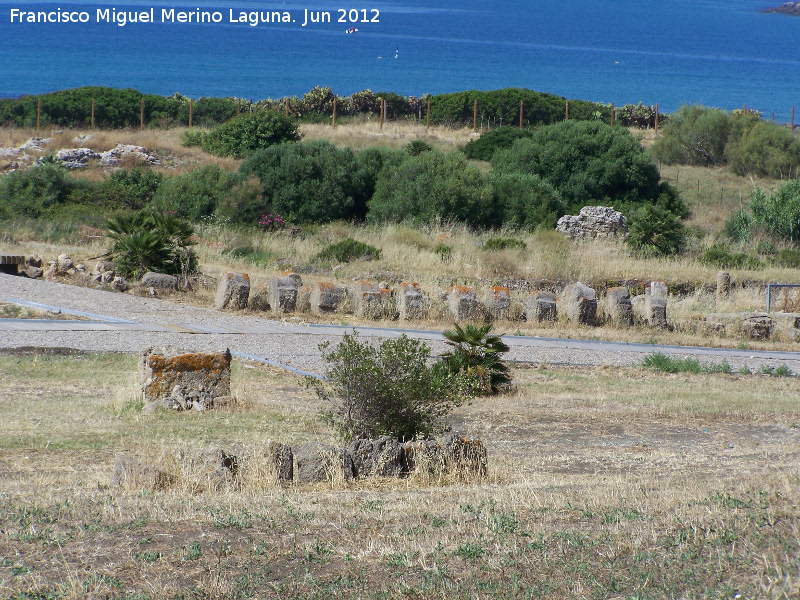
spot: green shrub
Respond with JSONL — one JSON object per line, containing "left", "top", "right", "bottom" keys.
{"left": 725, "top": 118, "right": 800, "bottom": 178}
{"left": 749, "top": 180, "right": 800, "bottom": 242}
{"left": 0, "top": 163, "right": 75, "bottom": 219}
{"left": 435, "top": 243, "right": 453, "bottom": 262}
{"left": 316, "top": 238, "right": 381, "bottom": 263}
{"left": 368, "top": 151, "right": 493, "bottom": 227}
{"left": 625, "top": 205, "right": 686, "bottom": 257}
{"left": 405, "top": 140, "right": 433, "bottom": 156}
{"left": 771, "top": 248, "right": 800, "bottom": 268}
{"left": 240, "top": 140, "right": 364, "bottom": 223}
{"left": 642, "top": 353, "right": 731, "bottom": 374}
{"left": 309, "top": 332, "right": 471, "bottom": 441}
{"left": 652, "top": 105, "right": 731, "bottom": 167}
{"left": 105, "top": 211, "right": 197, "bottom": 280}
{"left": 490, "top": 172, "right": 565, "bottom": 230}
{"left": 482, "top": 236, "right": 526, "bottom": 251}
{"left": 201, "top": 110, "right": 300, "bottom": 158}
{"left": 352, "top": 147, "right": 407, "bottom": 220}
{"left": 462, "top": 126, "right": 536, "bottom": 161}
{"left": 97, "top": 168, "right": 164, "bottom": 210}
{"left": 441, "top": 323, "right": 511, "bottom": 395}
{"left": 723, "top": 208, "right": 753, "bottom": 242}
{"left": 151, "top": 165, "right": 245, "bottom": 221}
{"left": 698, "top": 245, "right": 761, "bottom": 269}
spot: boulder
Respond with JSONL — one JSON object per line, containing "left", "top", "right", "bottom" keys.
{"left": 397, "top": 282, "right": 423, "bottom": 320}
{"left": 524, "top": 291, "right": 557, "bottom": 322}
{"left": 19, "top": 266, "right": 43, "bottom": 279}
{"left": 139, "top": 346, "right": 231, "bottom": 403}
{"left": 248, "top": 285, "right": 271, "bottom": 311}
{"left": 215, "top": 271, "right": 250, "bottom": 310}
{"left": 266, "top": 441, "right": 294, "bottom": 483}
{"left": 348, "top": 437, "right": 406, "bottom": 478}
{"left": 561, "top": 282, "right": 597, "bottom": 325}
{"left": 742, "top": 314, "right": 774, "bottom": 340}
{"left": 403, "top": 435, "right": 487, "bottom": 478}
{"left": 112, "top": 276, "right": 129, "bottom": 292}
{"left": 280, "top": 271, "right": 303, "bottom": 287}
{"left": 604, "top": 286, "right": 633, "bottom": 327}
{"left": 57, "top": 254, "right": 73, "bottom": 273}
{"left": 448, "top": 286, "right": 481, "bottom": 320}
{"left": 294, "top": 442, "right": 354, "bottom": 484}
{"left": 645, "top": 293, "right": 668, "bottom": 328}
{"left": 310, "top": 282, "right": 345, "bottom": 315}
{"left": 352, "top": 280, "right": 391, "bottom": 319}
{"left": 716, "top": 271, "right": 731, "bottom": 304}
{"left": 26, "top": 256, "right": 43, "bottom": 268}
{"left": 110, "top": 457, "right": 173, "bottom": 491}
{"left": 269, "top": 276, "right": 299, "bottom": 313}
{"left": 95, "top": 259, "right": 114, "bottom": 273}
{"left": 141, "top": 272, "right": 178, "bottom": 289}
{"left": 55, "top": 147, "right": 99, "bottom": 169}
{"left": 484, "top": 286, "right": 511, "bottom": 321}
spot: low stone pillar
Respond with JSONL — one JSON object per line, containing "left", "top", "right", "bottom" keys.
{"left": 484, "top": 286, "right": 511, "bottom": 321}
{"left": 562, "top": 282, "right": 597, "bottom": 325}
{"left": 742, "top": 315, "right": 773, "bottom": 340}
{"left": 269, "top": 276, "right": 299, "bottom": 313}
{"left": 247, "top": 286, "right": 270, "bottom": 311}
{"left": 524, "top": 291, "right": 557, "bottom": 322}
{"left": 448, "top": 286, "right": 481, "bottom": 320}
{"left": 716, "top": 271, "right": 731, "bottom": 304}
{"left": 139, "top": 346, "right": 231, "bottom": 403}
{"left": 352, "top": 280, "right": 390, "bottom": 319}
{"left": 645, "top": 293, "right": 668, "bottom": 328}
{"left": 215, "top": 271, "right": 250, "bottom": 310}
{"left": 649, "top": 281, "right": 668, "bottom": 299}
{"left": 604, "top": 286, "right": 633, "bottom": 327}
{"left": 397, "top": 282, "right": 423, "bottom": 320}
{"left": 311, "top": 282, "right": 345, "bottom": 315}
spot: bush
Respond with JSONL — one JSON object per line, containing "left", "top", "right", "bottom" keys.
{"left": 352, "top": 147, "right": 407, "bottom": 220}
{"left": 642, "top": 353, "right": 731, "bottom": 374}
{"left": 405, "top": 140, "right": 433, "bottom": 156}
{"left": 201, "top": 110, "right": 300, "bottom": 158}
{"left": 97, "top": 168, "right": 164, "bottom": 210}
{"left": 749, "top": 180, "right": 800, "bottom": 242}
{"left": 652, "top": 105, "right": 731, "bottom": 167}
{"left": 309, "top": 333, "right": 471, "bottom": 441}
{"left": 462, "top": 126, "right": 536, "bottom": 161}
{"left": 105, "top": 211, "right": 197, "bottom": 280}
{"left": 441, "top": 323, "right": 511, "bottom": 395}
{"left": 316, "top": 238, "right": 381, "bottom": 263}
{"left": 0, "top": 163, "right": 75, "bottom": 219}
{"left": 240, "top": 140, "right": 363, "bottom": 223}
{"left": 698, "top": 245, "right": 761, "bottom": 269}
{"left": 772, "top": 248, "right": 800, "bottom": 268}
{"left": 625, "top": 204, "right": 686, "bottom": 257}
{"left": 492, "top": 121, "right": 678, "bottom": 216}
{"left": 482, "top": 236, "right": 526, "bottom": 251}
{"left": 725, "top": 118, "right": 800, "bottom": 178}
{"left": 368, "top": 151, "right": 493, "bottom": 227}
{"left": 151, "top": 165, "right": 246, "bottom": 221}
{"left": 490, "top": 172, "right": 565, "bottom": 230}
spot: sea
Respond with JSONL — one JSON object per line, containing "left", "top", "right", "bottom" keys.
{"left": 0, "top": 0, "right": 799, "bottom": 121}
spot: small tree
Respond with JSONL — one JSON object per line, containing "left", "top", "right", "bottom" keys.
{"left": 441, "top": 323, "right": 511, "bottom": 395}
{"left": 624, "top": 204, "right": 686, "bottom": 257}
{"left": 310, "top": 333, "right": 471, "bottom": 442}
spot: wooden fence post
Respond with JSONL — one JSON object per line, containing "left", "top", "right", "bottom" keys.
{"left": 379, "top": 98, "right": 384, "bottom": 130}
{"left": 655, "top": 103, "right": 659, "bottom": 133}
{"left": 188, "top": 98, "right": 193, "bottom": 128}
{"left": 426, "top": 97, "right": 430, "bottom": 132}
{"left": 519, "top": 100, "right": 523, "bottom": 129}
{"left": 91, "top": 98, "right": 95, "bottom": 131}
{"left": 140, "top": 97, "right": 144, "bottom": 131}
{"left": 610, "top": 102, "right": 615, "bottom": 127}
{"left": 237, "top": 98, "right": 241, "bottom": 115}
{"left": 332, "top": 98, "right": 336, "bottom": 128}
{"left": 37, "top": 97, "right": 40, "bottom": 131}
{"left": 285, "top": 97, "right": 289, "bottom": 117}
{"left": 792, "top": 106, "right": 795, "bottom": 131}
{"left": 473, "top": 99, "right": 477, "bottom": 132}
{"left": 565, "top": 100, "right": 569, "bottom": 120}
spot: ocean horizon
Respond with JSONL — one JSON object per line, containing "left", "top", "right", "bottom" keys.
{"left": 1, "top": 0, "right": 799, "bottom": 121}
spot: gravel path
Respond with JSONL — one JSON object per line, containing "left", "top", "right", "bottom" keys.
{"left": 2, "top": 273, "right": 800, "bottom": 375}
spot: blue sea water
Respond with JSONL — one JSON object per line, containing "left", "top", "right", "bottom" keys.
{"left": 0, "top": 0, "right": 798, "bottom": 120}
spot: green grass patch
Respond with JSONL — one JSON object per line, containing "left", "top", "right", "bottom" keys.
{"left": 642, "top": 353, "right": 732, "bottom": 374}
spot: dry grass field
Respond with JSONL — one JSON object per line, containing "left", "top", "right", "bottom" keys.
{"left": 1, "top": 350, "right": 799, "bottom": 599}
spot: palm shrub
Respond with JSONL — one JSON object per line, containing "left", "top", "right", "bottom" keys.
{"left": 105, "top": 211, "right": 197, "bottom": 280}
{"left": 309, "top": 333, "right": 471, "bottom": 442}
{"left": 441, "top": 323, "right": 511, "bottom": 395}
{"left": 624, "top": 204, "right": 686, "bottom": 257}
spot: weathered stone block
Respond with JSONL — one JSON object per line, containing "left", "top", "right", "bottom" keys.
{"left": 403, "top": 435, "right": 487, "bottom": 478}
{"left": 352, "top": 280, "right": 391, "bottom": 319}
{"left": 296, "top": 284, "right": 312, "bottom": 312}
{"left": 716, "top": 271, "right": 731, "bottom": 304}
{"left": 398, "top": 282, "right": 423, "bottom": 320}
{"left": 178, "top": 447, "right": 239, "bottom": 491}
{"left": 604, "top": 286, "right": 633, "bottom": 327}
{"left": 280, "top": 271, "right": 303, "bottom": 287}
{"left": 562, "top": 282, "right": 597, "bottom": 325}
{"left": 310, "top": 282, "right": 345, "bottom": 315}
{"left": 247, "top": 285, "right": 271, "bottom": 311}
{"left": 139, "top": 347, "right": 231, "bottom": 403}
{"left": 266, "top": 441, "right": 294, "bottom": 483}
{"left": 448, "top": 286, "right": 481, "bottom": 320}
{"left": 485, "top": 286, "right": 511, "bottom": 321}
{"left": 269, "top": 277, "right": 299, "bottom": 314}
{"left": 348, "top": 437, "right": 406, "bottom": 478}
{"left": 215, "top": 271, "right": 250, "bottom": 310}
{"left": 742, "top": 315, "right": 773, "bottom": 340}
{"left": 142, "top": 272, "right": 178, "bottom": 289}
{"left": 524, "top": 291, "right": 557, "bottom": 322}
{"left": 295, "top": 442, "right": 354, "bottom": 483}
{"left": 645, "top": 293, "right": 668, "bottom": 328}
{"left": 110, "top": 457, "right": 174, "bottom": 491}
{"left": 649, "top": 281, "right": 668, "bottom": 299}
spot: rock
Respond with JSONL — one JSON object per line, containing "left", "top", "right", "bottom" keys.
{"left": 178, "top": 447, "right": 239, "bottom": 491}
{"left": 100, "top": 143, "right": 160, "bottom": 167}
{"left": 716, "top": 272, "right": 731, "bottom": 304}
{"left": 112, "top": 276, "right": 129, "bottom": 292}
{"left": 310, "top": 282, "right": 345, "bottom": 315}
{"left": 348, "top": 437, "right": 406, "bottom": 478}
{"left": 110, "top": 457, "right": 173, "bottom": 491}
{"left": 139, "top": 346, "right": 231, "bottom": 403}
{"left": 269, "top": 276, "right": 299, "bottom": 313}
{"left": 54, "top": 147, "right": 99, "bottom": 169}
{"left": 266, "top": 441, "right": 294, "bottom": 483}
{"left": 141, "top": 272, "right": 178, "bottom": 289}
{"left": 19, "top": 266, "right": 43, "bottom": 279}
{"left": 524, "top": 291, "right": 557, "bottom": 322}
{"left": 403, "top": 435, "right": 487, "bottom": 478}
{"left": 448, "top": 286, "right": 481, "bottom": 320}
{"left": 215, "top": 272, "right": 250, "bottom": 310}
{"left": 763, "top": 2, "right": 800, "bottom": 16}
{"left": 26, "top": 256, "right": 43, "bottom": 268}
{"left": 742, "top": 314, "right": 774, "bottom": 340}
{"left": 649, "top": 281, "right": 668, "bottom": 299}
{"left": 95, "top": 259, "right": 114, "bottom": 273}
{"left": 57, "top": 254, "right": 73, "bottom": 273}
{"left": 645, "top": 293, "right": 668, "bottom": 328}
{"left": 100, "top": 271, "right": 115, "bottom": 284}
{"left": 556, "top": 206, "right": 627, "bottom": 241}
{"left": 484, "top": 286, "right": 511, "bottom": 321}
{"left": 351, "top": 280, "right": 391, "bottom": 319}
{"left": 397, "top": 282, "right": 423, "bottom": 320}
{"left": 280, "top": 271, "right": 303, "bottom": 287}
{"left": 604, "top": 286, "right": 633, "bottom": 327}
{"left": 294, "top": 442, "right": 354, "bottom": 484}
{"left": 247, "top": 285, "right": 271, "bottom": 311}
{"left": 561, "top": 282, "right": 597, "bottom": 325}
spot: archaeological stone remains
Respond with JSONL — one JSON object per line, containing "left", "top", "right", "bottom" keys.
{"left": 556, "top": 206, "right": 627, "bottom": 241}
{"left": 524, "top": 291, "right": 557, "bottom": 322}
{"left": 215, "top": 271, "right": 250, "bottom": 310}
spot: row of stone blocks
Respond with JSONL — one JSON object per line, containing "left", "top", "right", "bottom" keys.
{"left": 111, "top": 435, "right": 488, "bottom": 491}
{"left": 215, "top": 270, "right": 669, "bottom": 327}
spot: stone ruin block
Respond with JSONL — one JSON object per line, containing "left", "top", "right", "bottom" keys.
{"left": 281, "top": 271, "right": 303, "bottom": 287}
{"left": 484, "top": 286, "right": 511, "bottom": 321}
{"left": 266, "top": 441, "right": 294, "bottom": 483}
{"left": 649, "top": 281, "right": 668, "bottom": 299}
{"left": 645, "top": 294, "right": 668, "bottom": 328}
{"left": 139, "top": 346, "right": 231, "bottom": 404}
{"left": 398, "top": 282, "right": 423, "bottom": 320}
{"left": 524, "top": 291, "right": 557, "bottom": 323}
{"left": 716, "top": 271, "right": 731, "bottom": 305}
{"left": 142, "top": 272, "right": 178, "bottom": 289}
{"left": 348, "top": 437, "right": 406, "bottom": 478}
{"left": 296, "top": 284, "right": 312, "bottom": 312}
{"left": 269, "top": 276, "right": 299, "bottom": 313}
{"left": 604, "top": 286, "right": 633, "bottom": 327}
{"left": 177, "top": 447, "right": 239, "bottom": 491}
{"left": 352, "top": 280, "right": 391, "bottom": 319}
{"left": 403, "top": 435, "right": 487, "bottom": 479}
{"left": 215, "top": 271, "right": 250, "bottom": 310}
{"left": 311, "top": 281, "right": 345, "bottom": 315}
{"left": 294, "top": 442, "right": 354, "bottom": 484}
{"left": 556, "top": 206, "right": 627, "bottom": 241}
{"left": 247, "top": 285, "right": 271, "bottom": 311}
{"left": 561, "top": 282, "right": 597, "bottom": 325}
{"left": 110, "top": 457, "right": 174, "bottom": 491}
{"left": 742, "top": 314, "right": 774, "bottom": 340}
{"left": 448, "top": 286, "right": 481, "bottom": 320}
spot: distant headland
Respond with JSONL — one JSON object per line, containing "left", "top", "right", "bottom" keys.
{"left": 763, "top": 2, "right": 800, "bottom": 15}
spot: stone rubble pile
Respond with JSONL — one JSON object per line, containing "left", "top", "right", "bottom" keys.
{"left": 556, "top": 206, "right": 628, "bottom": 241}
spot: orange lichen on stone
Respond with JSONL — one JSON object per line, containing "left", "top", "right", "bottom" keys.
{"left": 318, "top": 281, "right": 336, "bottom": 290}
{"left": 140, "top": 348, "right": 231, "bottom": 403}
{"left": 452, "top": 285, "right": 473, "bottom": 295}
{"left": 400, "top": 282, "right": 420, "bottom": 291}
{"left": 490, "top": 286, "right": 510, "bottom": 298}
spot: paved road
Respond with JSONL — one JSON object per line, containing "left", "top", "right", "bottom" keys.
{"left": 2, "top": 273, "right": 799, "bottom": 375}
